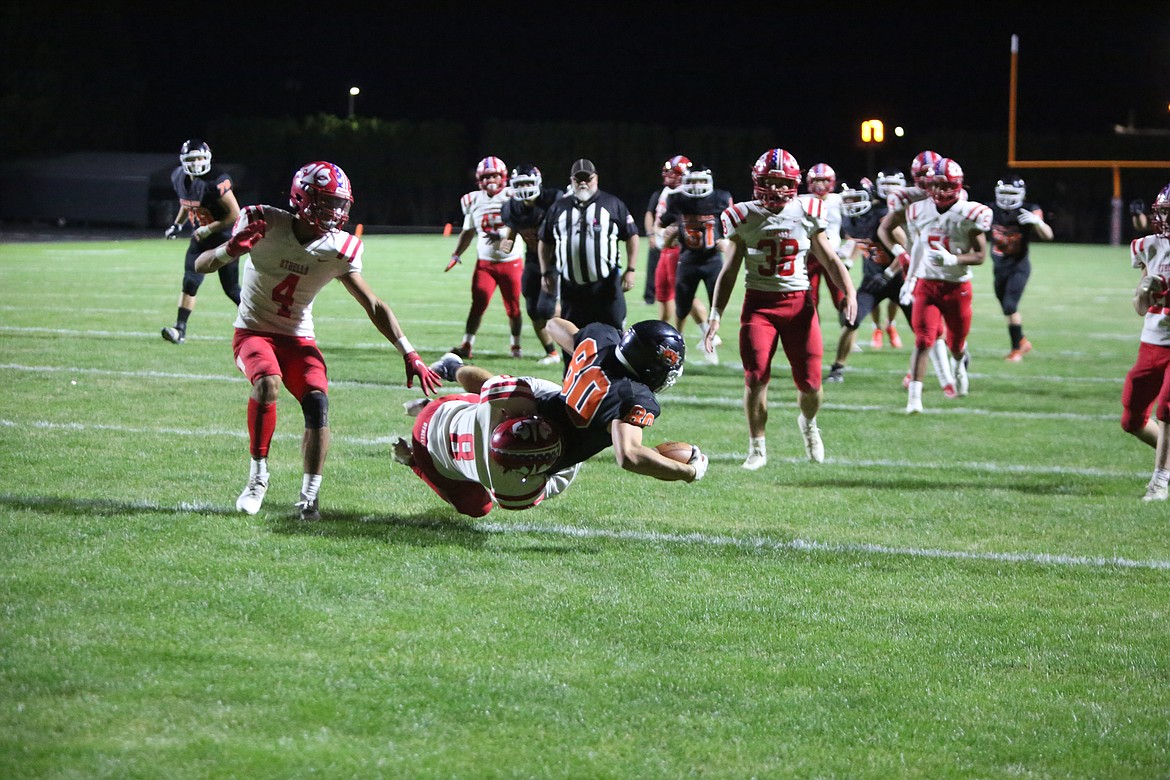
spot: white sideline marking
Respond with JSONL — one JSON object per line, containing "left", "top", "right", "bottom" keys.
{"left": 477, "top": 521, "right": 1170, "bottom": 572}
{"left": 0, "top": 417, "right": 1146, "bottom": 479}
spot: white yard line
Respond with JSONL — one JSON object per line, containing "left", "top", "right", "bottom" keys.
{"left": 474, "top": 521, "right": 1170, "bottom": 572}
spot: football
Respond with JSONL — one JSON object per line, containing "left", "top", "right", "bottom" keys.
{"left": 656, "top": 441, "right": 695, "bottom": 463}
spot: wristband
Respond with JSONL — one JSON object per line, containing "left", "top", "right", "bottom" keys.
{"left": 395, "top": 337, "right": 414, "bottom": 356}
{"left": 214, "top": 245, "right": 232, "bottom": 261}
{"left": 624, "top": 268, "right": 636, "bottom": 273}
{"left": 890, "top": 243, "right": 906, "bottom": 258}
{"left": 708, "top": 307, "right": 721, "bottom": 323}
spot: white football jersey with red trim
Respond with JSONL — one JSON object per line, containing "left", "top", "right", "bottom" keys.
{"left": 905, "top": 199, "right": 992, "bottom": 283}
{"left": 232, "top": 206, "right": 363, "bottom": 337}
{"left": 1132, "top": 235, "right": 1170, "bottom": 346}
{"left": 461, "top": 189, "right": 523, "bottom": 262}
{"left": 720, "top": 197, "right": 827, "bottom": 293}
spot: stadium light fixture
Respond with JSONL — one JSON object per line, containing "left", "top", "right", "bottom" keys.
{"left": 348, "top": 86, "right": 361, "bottom": 118}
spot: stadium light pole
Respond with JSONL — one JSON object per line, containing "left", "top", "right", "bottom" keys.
{"left": 348, "top": 86, "right": 360, "bottom": 119}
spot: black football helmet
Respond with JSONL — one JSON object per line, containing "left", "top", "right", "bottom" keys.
{"left": 681, "top": 164, "right": 714, "bottom": 198}
{"left": 179, "top": 139, "right": 212, "bottom": 176}
{"left": 616, "top": 320, "right": 686, "bottom": 392}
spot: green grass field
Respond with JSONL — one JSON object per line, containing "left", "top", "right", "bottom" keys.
{"left": 2, "top": 235, "right": 1168, "bottom": 779}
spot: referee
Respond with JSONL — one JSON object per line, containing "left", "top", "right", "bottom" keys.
{"left": 539, "top": 159, "right": 639, "bottom": 331}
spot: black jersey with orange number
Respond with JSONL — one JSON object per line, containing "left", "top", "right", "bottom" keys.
{"left": 171, "top": 165, "right": 234, "bottom": 228}
{"left": 536, "top": 323, "right": 661, "bottom": 471}
{"left": 661, "top": 189, "right": 733, "bottom": 265}
{"left": 990, "top": 202, "right": 1039, "bottom": 263}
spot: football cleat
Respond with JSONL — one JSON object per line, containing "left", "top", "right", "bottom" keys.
{"left": 1142, "top": 482, "right": 1168, "bottom": 502}
{"left": 537, "top": 351, "right": 561, "bottom": 365}
{"left": 886, "top": 324, "right": 903, "bottom": 349}
{"left": 235, "top": 474, "right": 268, "bottom": 515}
{"left": 798, "top": 416, "right": 824, "bottom": 463}
{"left": 870, "top": 327, "right": 884, "bottom": 350}
{"left": 161, "top": 326, "right": 185, "bottom": 344}
{"left": 906, "top": 397, "right": 924, "bottom": 414}
{"left": 451, "top": 342, "right": 473, "bottom": 360}
{"left": 742, "top": 450, "right": 767, "bottom": 471}
{"left": 403, "top": 398, "right": 430, "bottom": 417}
{"left": 827, "top": 364, "right": 844, "bottom": 383}
{"left": 1005, "top": 338, "right": 1032, "bottom": 362}
{"left": 510, "top": 345, "right": 523, "bottom": 359}
{"left": 429, "top": 352, "right": 464, "bottom": 382}
{"left": 703, "top": 346, "right": 719, "bottom": 365}
{"left": 296, "top": 494, "right": 320, "bottom": 521}
{"left": 943, "top": 383, "right": 958, "bottom": 399}
{"left": 954, "top": 351, "right": 970, "bottom": 397}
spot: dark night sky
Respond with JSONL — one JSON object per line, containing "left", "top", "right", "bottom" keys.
{"left": 3, "top": 2, "right": 1169, "bottom": 158}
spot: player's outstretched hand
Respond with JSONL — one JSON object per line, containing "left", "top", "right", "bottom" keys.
{"left": 444, "top": 254, "right": 462, "bottom": 272}
{"left": 226, "top": 220, "right": 267, "bottom": 257}
{"left": 404, "top": 351, "right": 442, "bottom": 396}
{"left": 164, "top": 223, "right": 183, "bottom": 239}
{"left": 688, "top": 446, "right": 709, "bottom": 482}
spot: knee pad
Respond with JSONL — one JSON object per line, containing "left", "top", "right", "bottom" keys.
{"left": 182, "top": 270, "right": 204, "bottom": 297}
{"left": 301, "top": 390, "right": 329, "bottom": 429}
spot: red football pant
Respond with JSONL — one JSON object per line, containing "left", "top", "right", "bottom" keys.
{"left": 738, "top": 289, "right": 822, "bottom": 392}
{"left": 911, "top": 279, "right": 972, "bottom": 355}
{"left": 470, "top": 259, "right": 523, "bottom": 319}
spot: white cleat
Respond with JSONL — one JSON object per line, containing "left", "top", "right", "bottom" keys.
{"left": 798, "top": 417, "right": 824, "bottom": 463}
{"left": 1142, "top": 483, "right": 1168, "bottom": 502}
{"left": 906, "top": 398, "right": 924, "bottom": 415}
{"left": 235, "top": 474, "right": 268, "bottom": 515}
{"left": 537, "top": 352, "right": 561, "bottom": 365}
{"left": 954, "top": 351, "right": 970, "bottom": 397}
{"left": 704, "top": 347, "right": 719, "bottom": 365}
{"left": 403, "top": 398, "right": 430, "bottom": 417}
{"left": 742, "top": 451, "right": 767, "bottom": 471}
{"left": 296, "top": 494, "right": 321, "bottom": 521}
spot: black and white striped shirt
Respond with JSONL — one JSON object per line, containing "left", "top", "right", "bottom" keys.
{"left": 540, "top": 192, "right": 636, "bottom": 285}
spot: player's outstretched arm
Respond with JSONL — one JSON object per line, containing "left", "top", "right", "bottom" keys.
{"left": 340, "top": 274, "right": 441, "bottom": 396}
{"left": 544, "top": 317, "right": 579, "bottom": 353}
{"left": 610, "top": 420, "right": 704, "bottom": 482}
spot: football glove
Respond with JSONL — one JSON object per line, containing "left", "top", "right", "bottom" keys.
{"left": 224, "top": 220, "right": 267, "bottom": 258}
{"left": 1130, "top": 199, "right": 1146, "bottom": 216}
{"left": 927, "top": 240, "right": 959, "bottom": 267}
{"left": 1017, "top": 210, "right": 1041, "bottom": 226}
{"left": 899, "top": 277, "right": 918, "bottom": 307}
{"left": 403, "top": 351, "right": 442, "bottom": 396}
{"left": 1139, "top": 274, "right": 1168, "bottom": 296}
{"left": 164, "top": 223, "right": 183, "bottom": 239}
{"left": 194, "top": 225, "right": 214, "bottom": 241}
{"left": 444, "top": 254, "right": 462, "bottom": 272}
{"left": 688, "top": 446, "right": 709, "bottom": 482}
{"left": 860, "top": 274, "right": 888, "bottom": 296}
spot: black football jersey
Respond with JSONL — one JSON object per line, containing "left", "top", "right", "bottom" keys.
{"left": 842, "top": 200, "right": 892, "bottom": 275}
{"left": 501, "top": 188, "right": 562, "bottom": 235}
{"left": 536, "top": 323, "right": 661, "bottom": 471}
{"left": 989, "top": 202, "right": 1040, "bottom": 262}
{"left": 661, "top": 189, "right": 733, "bottom": 264}
{"left": 171, "top": 165, "right": 234, "bottom": 228}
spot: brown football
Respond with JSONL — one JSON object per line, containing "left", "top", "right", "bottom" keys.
{"left": 656, "top": 441, "right": 695, "bottom": 463}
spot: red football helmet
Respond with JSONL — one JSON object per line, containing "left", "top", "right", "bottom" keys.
{"left": 489, "top": 415, "right": 563, "bottom": 478}
{"left": 751, "top": 149, "right": 802, "bottom": 210}
{"left": 807, "top": 163, "right": 837, "bottom": 196}
{"left": 1153, "top": 183, "right": 1170, "bottom": 237}
{"left": 911, "top": 150, "right": 942, "bottom": 188}
{"left": 662, "top": 155, "right": 692, "bottom": 188}
{"left": 289, "top": 161, "right": 353, "bottom": 233}
{"left": 476, "top": 156, "right": 508, "bottom": 196}
{"left": 929, "top": 157, "right": 964, "bottom": 208}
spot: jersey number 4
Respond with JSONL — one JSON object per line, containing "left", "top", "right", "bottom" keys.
{"left": 271, "top": 274, "right": 300, "bottom": 318}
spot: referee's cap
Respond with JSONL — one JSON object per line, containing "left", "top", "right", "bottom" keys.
{"left": 570, "top": 159, "right": 596, "bottom": 177}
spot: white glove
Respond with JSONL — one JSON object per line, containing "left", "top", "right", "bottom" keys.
{"left": 688, "top": 446, "right": 709, "bottom": 482}
{"left": 899, "top": 277, "right": 917, "bottom": 306}
{"left": 194, "top": 225, "right": 213, "bottom": 241}
{"left": 927, "top": 240, "right": 959, "bottom": 267}
{"left": 835, "top": 239, "right": 855, "bottom": 260}
{"left": 1017, "top": 210, "right": 1041, "bottom": 226}
{"left": 1140, "top": 274, "right": 1168, "bottom": 296}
